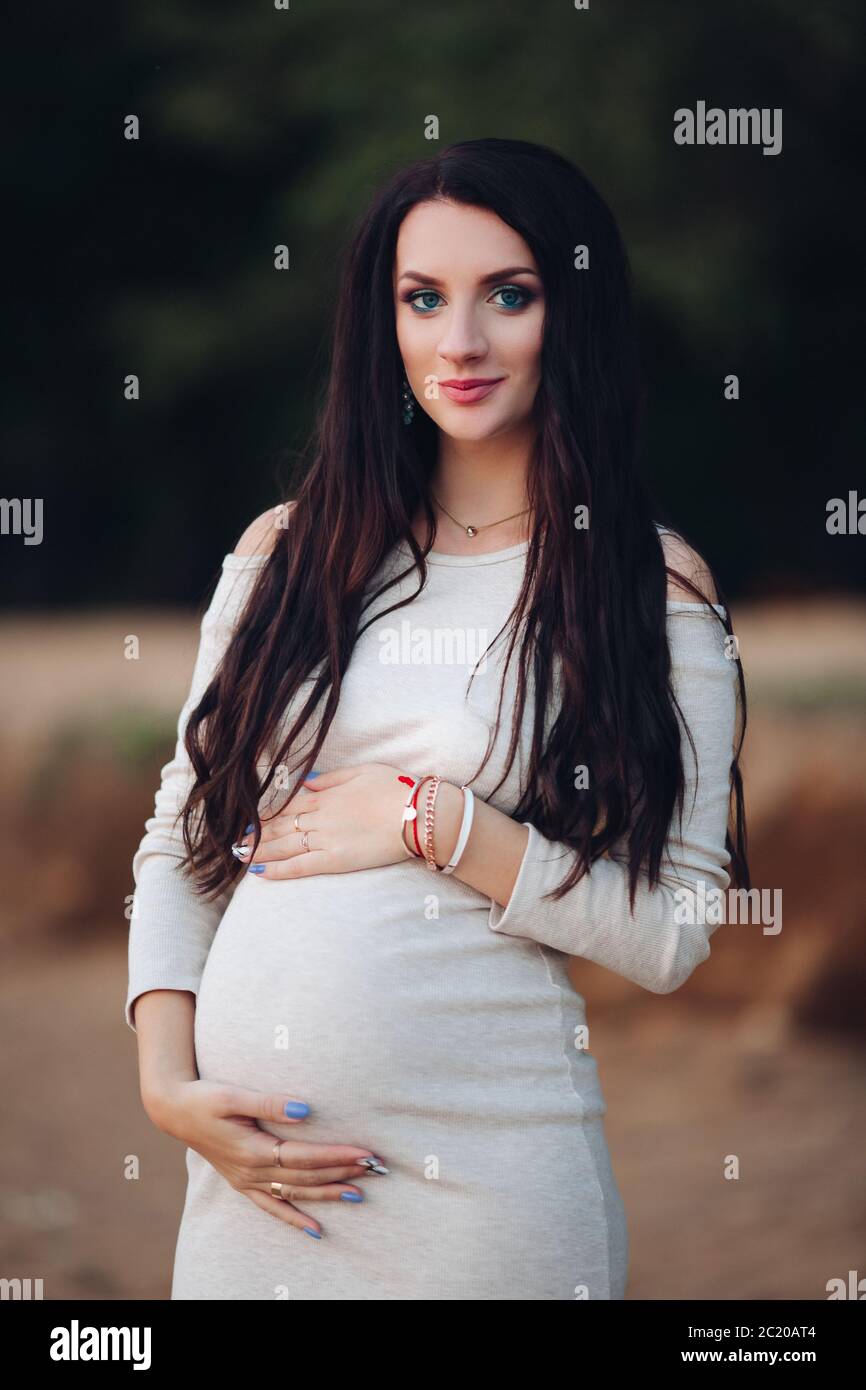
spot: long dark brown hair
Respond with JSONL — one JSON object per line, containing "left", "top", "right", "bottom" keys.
{"left": 180, "top": 137, "right": 748, "bottom": 908}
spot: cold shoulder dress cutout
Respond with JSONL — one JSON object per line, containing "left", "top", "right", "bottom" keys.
{"left": 126, "top": 531, "right": 737, "bottom": 1301}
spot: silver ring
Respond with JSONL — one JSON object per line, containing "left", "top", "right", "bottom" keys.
{"left": 274, "top": 1140, "right": 282, "bottom": 1167}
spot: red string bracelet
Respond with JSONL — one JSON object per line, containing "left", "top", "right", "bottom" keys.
{"left": 399, "top": 772, "right": 429, "bottom": 858}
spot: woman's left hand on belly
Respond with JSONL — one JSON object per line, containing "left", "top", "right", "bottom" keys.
{"left": 233, "top": 763, "right": 459, "bottom": 879}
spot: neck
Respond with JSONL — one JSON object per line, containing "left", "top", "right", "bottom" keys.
{"left": 417, "top": 422, "right": 536, "bottom": 553}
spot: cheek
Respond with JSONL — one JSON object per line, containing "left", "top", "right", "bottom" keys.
{"left": 494, "top": 310, "right": 544, "bottom": 375}
{"left": 395, "top": 306, "right": 425, "bottom": 364}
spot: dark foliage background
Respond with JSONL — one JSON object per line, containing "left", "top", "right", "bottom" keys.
{"left": 6, "top": 0, "right": 864, "bottom": 605}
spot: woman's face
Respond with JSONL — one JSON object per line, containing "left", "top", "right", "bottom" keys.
{"left": 393, "top": 199, "right": 545, "bottom": 443}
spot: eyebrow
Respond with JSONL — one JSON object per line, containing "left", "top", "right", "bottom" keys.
{"left": 397, "top": 265, "right": 540, "bottom": 287}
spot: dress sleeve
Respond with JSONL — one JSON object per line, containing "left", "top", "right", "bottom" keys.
{"left": 487, "top": 601, "right": 739, "bottom": 994}
{"left": 124, "top": 553, "right": 269, "bottom": 1032}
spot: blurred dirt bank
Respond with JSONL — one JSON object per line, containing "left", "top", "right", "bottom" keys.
{"left": 1, "top": 596, "right": 864, "bottom": 1300}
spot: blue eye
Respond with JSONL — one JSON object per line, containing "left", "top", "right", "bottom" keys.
{"left": 407, "top": 290, "right": 443, "bottom": 314}
{"left": 490, "top": 284, "right": 534, "bottom": 311}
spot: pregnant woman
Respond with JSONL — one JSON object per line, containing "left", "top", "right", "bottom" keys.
{"left": 126, "top": 137, "right": 748, "bottom": 1300}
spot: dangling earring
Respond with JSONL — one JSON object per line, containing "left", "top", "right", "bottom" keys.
{"left": 401, "top": 373, "right": 415, "bottom": 426}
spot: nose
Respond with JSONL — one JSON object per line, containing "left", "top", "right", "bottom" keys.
{"left": 435, "top": 301, "right": 488, "bottom": 367}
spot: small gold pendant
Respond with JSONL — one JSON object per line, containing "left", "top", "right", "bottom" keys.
{"left": 466, "top": 525, "right": 477, "bottom": 537}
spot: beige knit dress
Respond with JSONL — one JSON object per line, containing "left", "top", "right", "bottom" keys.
{"left": 126, "top": 529, "right": 737, "bottom": 1300}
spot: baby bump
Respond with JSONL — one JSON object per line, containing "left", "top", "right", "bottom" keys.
{"left": 193, "top": 864, "right": 601, "bottom": 1135}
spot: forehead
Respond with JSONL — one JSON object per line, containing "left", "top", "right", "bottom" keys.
{"left": 393, "top": 199, "right": 538, "bottom": 278}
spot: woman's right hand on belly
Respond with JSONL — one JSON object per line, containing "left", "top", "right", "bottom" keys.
{"left": 145, "top": 1079, "right": 387, "bottom": 1238}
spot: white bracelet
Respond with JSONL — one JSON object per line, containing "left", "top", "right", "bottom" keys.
{"left": 441, "top": 785, "right": 474, "bottom": 875}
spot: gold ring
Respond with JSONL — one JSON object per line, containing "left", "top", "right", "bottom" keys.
{"left": 273, "top": 1140, "right": 282, "bottom": 1167}
{"left": 293, "top": 812, "right": 304, "bottom": 832}
{"left": 270, "top": 1181, "right": 285, "bottom": 1201}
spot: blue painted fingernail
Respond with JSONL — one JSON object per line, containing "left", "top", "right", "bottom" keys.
{"left": 283, "top": 1100, "right": 309, "bottom": 1117}
{"left": 303, "top": 1227, "right": 322, "bottom": 1239}
{"left": 340, "top": 1192, "right": 363, "bottom": 1202}
{"left": 244, "top": 822, "right": 255, "bottom": 833}
{"left": 357, "top": 1156, "right": 390, "bottom": 1174}
{"left": 247, "top": 864, "right": 265, "bottom": 874}
{"left": 305, "top": 770, "right": 320, "bottom": 779}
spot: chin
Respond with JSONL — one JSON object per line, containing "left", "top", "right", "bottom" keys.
{"left": 432, "top": 407, "right": 514, "bottom": 441}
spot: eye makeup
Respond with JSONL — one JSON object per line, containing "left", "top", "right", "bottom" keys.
{"left": 401, "top": 283, "right": 538, "bottom": 315}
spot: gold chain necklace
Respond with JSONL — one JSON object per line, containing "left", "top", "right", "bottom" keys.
{"left": 432, "top": 493, "right": 531, "bottom": 539}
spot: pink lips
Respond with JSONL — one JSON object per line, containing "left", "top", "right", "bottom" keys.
{"left": 440, "top": 377, "right": 505, "bottom": 404}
